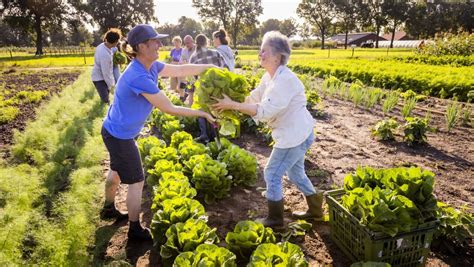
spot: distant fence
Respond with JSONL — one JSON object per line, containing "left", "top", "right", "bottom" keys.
{"left": 0, "top": 46, "right": 96, "bottom": 59}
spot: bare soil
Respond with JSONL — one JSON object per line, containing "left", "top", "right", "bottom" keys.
{"left": 95, "top": 95, "right": 473, "bottom": 266}
{"left": 0, "top": 68, "right": 81, "bottom": 155}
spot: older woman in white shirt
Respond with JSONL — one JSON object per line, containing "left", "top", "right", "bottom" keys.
{"left": 212, "top": 31, "right": 322, "bottom": 227}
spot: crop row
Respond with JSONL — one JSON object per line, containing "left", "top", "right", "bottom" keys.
{"left": 0, "top": 70, "right": 107, "bottom": 265}
{"left": 290, "top": 58, "right": 473, "bottom": 102}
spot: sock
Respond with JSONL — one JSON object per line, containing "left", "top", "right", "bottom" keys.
{"left": 129, "top": 220, "right": 142, "bottom": 231}
{"left": 103, "top": 201, "right": 115, "bottom": 209}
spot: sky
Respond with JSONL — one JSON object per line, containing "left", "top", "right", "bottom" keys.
{"left": 154, "top": 0, "right": 301, "bottom": 25}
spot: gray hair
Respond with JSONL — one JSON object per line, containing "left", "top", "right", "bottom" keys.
{"left": 262, "top": 31, "right": 291, "bottom": 65}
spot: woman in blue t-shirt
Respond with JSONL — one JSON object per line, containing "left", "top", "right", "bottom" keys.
{"left": 100, "top": 24, "right": 215, "bottom": 241}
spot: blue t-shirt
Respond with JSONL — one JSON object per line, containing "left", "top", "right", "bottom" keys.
{"left": 103, "top": 59, "right": 165, "bottom": 139}
{"left": 170, "top": 48, "right": 182, "bottom": 62}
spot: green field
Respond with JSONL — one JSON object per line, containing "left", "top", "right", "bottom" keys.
{"left": 0, "top": 47, "right": 415, "bottom": 68}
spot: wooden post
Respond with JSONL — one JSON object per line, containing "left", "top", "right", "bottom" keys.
{"left": 9, "top": 49, "right": 13, "bottom": 60}
{"left": 83, "top": 47, "right": 86, "bottom": 65}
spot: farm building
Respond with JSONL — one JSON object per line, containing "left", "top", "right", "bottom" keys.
{"left": 382, "top": 31, "right": 411, "bottom": 41}
{"left": 329, "top": 32, "right": 387, "bottom": 47}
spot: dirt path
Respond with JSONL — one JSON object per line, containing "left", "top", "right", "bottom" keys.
{"left": 94, "top": 96, "right": 473, "bottom": 266}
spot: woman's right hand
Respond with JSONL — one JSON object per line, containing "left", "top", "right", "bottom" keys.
{"left": 201, "top": 111, "right": 216, "bottom": 124}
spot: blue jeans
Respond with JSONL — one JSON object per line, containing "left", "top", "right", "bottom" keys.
{"left": 264, "top": 131, "right": 316, "bottom": 201}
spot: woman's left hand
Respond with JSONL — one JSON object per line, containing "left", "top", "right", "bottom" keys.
{"left": 211, "top": 94, "right": 235, "bottom": 112}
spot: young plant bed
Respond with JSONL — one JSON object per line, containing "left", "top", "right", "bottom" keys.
{"left": 0, "top": 69, "right": 81, "bottom": 150}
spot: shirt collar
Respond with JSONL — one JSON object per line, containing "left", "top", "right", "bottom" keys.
{"left": 271, "top": 65, "right": 287, "bottom": 81}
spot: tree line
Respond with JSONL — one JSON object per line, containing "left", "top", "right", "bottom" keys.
{"left": 0, "top": 0, "right": 472, "bottom": 55}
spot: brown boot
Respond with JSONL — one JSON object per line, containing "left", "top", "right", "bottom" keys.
{"left": 292, "top": 192, "right": 324, "bottom": 220}
{"left": 258, "top": 199, "right": 284, "bottom": 228}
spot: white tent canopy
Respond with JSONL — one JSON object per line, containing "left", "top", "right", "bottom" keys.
{"left": 377, "top": 40, "right": 424, "bottom": 48}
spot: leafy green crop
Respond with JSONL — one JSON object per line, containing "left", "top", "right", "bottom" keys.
{"left": 144, "top": 146, "right": 179, "bottom": 169}
{"left": 182, "top": 154, "right": 213, "bottom": 176}
{"left": 342, "top": 167, "right": 438, "bottom": 236}
{"left": 160, "top": 218, "right": 219, "bottom": 263}
{"left": 218, "top": 145, "right": 258, "bottom": 187}
{"left": 225, "top": 220, "right": 276, "bottom": 261}
{"left": 247, "top": 242, "right": 308, "bottom": 267}
{"left": 403, "top": 116, "right": 431, "bottom": 145}
{"left": 151, "top": 172, "right": 197, "bottom": 211}
{"left": 173, "top": 244, "right": 237, "bottom": 267}
{"left": 147, "top": 159, "right": 183, "bottom": 187}
{"left": 113, "top": 51, "right": 127, "bottom": 65}
{"left": 151, "top": 197, "right": 207, "bottom": 247}
{"left": 194, "top": 68, "right": 250, "bottom": 137}
{"left": 342, "top": 185, "right": 421, "bottom": 236}
{"left": 372, "top": 118, "right": 398, "bottom": 141}
{"left": 178, "top": 140, "right": 208, "bottom": 162}
{"left": 0, "top": 106, "right": 19, "bottom": 124}
{"left": 162, "top": 119, "right": 183, "bottom": 144}
{"left": 170, "top": 131, "right": 193, "bottom": 149}
{"left": 190, "top": 155, "right": 232, "bottom": 203}
{"left": 138, "top": 136, "right": 166, "bottom": 160}
{"left": 435, "top": 201, "right": 474, "bottom": 249}
{"left": 207, "top": 137, "right": 233, "bottom": 159}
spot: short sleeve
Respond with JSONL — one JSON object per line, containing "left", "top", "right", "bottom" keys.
{"left": 153, "top": 61, "right": 165, "bottom": 74}
{"left": 129, "top": 75, "right": 160, "bottom": 95}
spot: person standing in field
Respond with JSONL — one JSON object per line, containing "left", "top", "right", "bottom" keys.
{"left": 212, "top": 31, "right": 322, "bottom": 227}
{"left": 178, "top": 35, "right": 196, "bottom": 104}
{"left": 100, "top": 24, "right": 215, "bottom": 241}
{"left": 92, "top": 28, "right": 122, "bottom": 104}
{"left": 190, "top": 34, "right": 227, "bottom": 144}
{"left": 169, "top": 36, "right": 184, "bottom": 97}
{"left": 213, "top": 28, "right": 235, "bottom": 72}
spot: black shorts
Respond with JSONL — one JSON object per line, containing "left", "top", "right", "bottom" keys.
{"left": 101, "top": 126, "right": 144, "bottom": 184}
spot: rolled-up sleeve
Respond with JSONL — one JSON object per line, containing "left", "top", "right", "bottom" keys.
{"left": 253, "top": 77, "right": 293, "bottom": 123}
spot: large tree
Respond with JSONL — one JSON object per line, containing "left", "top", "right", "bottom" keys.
{"left": 358, "top": 0, "right": 387, "bottom": 48}
{"left": 176, "top": 16, "right": 202, "bottom": 39}
{"left": 297, "top": 0, "right": 336, "bottom": 49}
{"left": 333, "top": 0, "right": 358, "bottom": 49}
{"left": 0, "top": 19, "right": 33, "bottom": 47}
{"left": 260, "top": 19, "right": 280, "bottom": 36}
{"left": 405, "top": 1, "right": 473, "bottom": 39}
{"left": 85, "top": 0, "right": 156, "bottom": 33}
{"left": 382, "top": 0, "right": 410, "bottom": 48}
{"left": 0, "top": 0, "right": 80, "bottom": 55}
{"left": 279, "top": 18, "right": 298, "bottom": 38}
{"left": 192, "top": 0, "right": 263, "bottom": 48}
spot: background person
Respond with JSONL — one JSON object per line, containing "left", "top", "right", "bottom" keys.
{"left": 190, "top": 34, "right": 227, "bottom": 143}
{"left": 169, "top": 36, "right": 184, "bottom": 97}
{"left": 213, "top": 28, "right": 235, "bottom": 72}
{"left": 212, "top": 31, "right": 322, "bottom": 227}
{"left": 178, "top": 35, "right": 196, "bottom": 104}
{"left": 100, "top": 24, "right": 215, "bottom": 241}
{"left": 92, "top": 28, "right": 122, "bottom": 104}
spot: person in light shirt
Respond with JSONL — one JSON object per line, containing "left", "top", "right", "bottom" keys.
{"left": 213, "top": 28, "right": 235, "bottom": 72}
{"left": 212, "top": 31, "right": 322, "bottom": 227}
{"left": 91, "top": 28, "right": 121, "bottom": 104}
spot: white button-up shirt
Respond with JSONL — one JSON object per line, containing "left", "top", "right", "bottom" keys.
{"left": 91, "top": 43, "right": 115, "bottom": 89}
{"left": 246, "top": 65, "right": 315, "bottom": 148}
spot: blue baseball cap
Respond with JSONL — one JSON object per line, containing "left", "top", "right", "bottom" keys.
{"left": 127, "top": 24, "right": 168, "bottom": 46}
